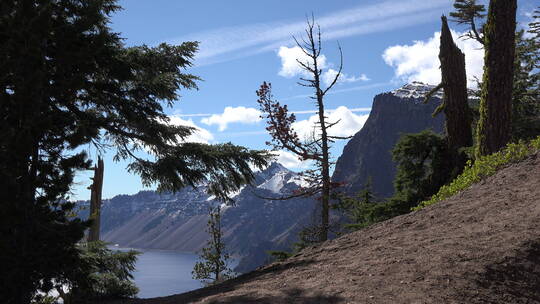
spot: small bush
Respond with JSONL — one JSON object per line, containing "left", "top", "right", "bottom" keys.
{"left": 267, "top": 250, "right": 293, "bottom": 262}
{"left": 415, "top": 136, "right": 540, "bottom": 210}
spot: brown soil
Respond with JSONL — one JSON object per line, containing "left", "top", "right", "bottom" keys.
{"left": 111, "top": 153, "right": 540, "bottom": 304}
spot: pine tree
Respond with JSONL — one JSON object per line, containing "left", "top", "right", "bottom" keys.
{"left": 53, "top": 241, "right": 140, "bottom": 304}
{"left": 334, "top": 178, "right": 378, "bottom": 230}
{"left": 257, "top": 17, "right": 347, "bottom": 242}
{"left": 449, "top": 0, "right": 486, "bottom": 44}
{"left": 512, "top": 28, "right": 540, "bottom": 140}
{"left": 475, "top": 0, "right": 518, "bottom": 157}
{"left": 192, "top": 206, "right": 234, "bottom": 285}
{"left": 0, "top": 1, "right": 269, "bottom": 302}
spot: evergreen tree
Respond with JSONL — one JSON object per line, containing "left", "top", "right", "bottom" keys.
{"left": 511, "top": 19, "right": 540, "bottom": 140}
{"left": 332, "top": 131, "right": 451, "bottom": 229}
{"left": 192, "top": 206, "right": 234, "bottom": 285}
{"left": 475, "top": 0, "right": 518, "bottom": 156}
{"left": 0, "top": 1, "right": 269, "bottom": 302}
{"left": 57, "top": 242, "right": 139, "bottom": 304}
{"left": 334, "top": 178, "right": 379, "bottom": 230}
{"left": 530, "top": 8, "right": 540, "bottom": 39}
{"left": 391, "top": 131, "right": 451, "bottom": 207}
{"left": 449, "top": 0, "right": 486, "bottom": 44}
{"left": 257, "top": 17, "right": 347, "bottom": 242}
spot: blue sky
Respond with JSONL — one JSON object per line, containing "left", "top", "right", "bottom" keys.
{"left": 71, "top": 0, "right": 537, "bottom": 200}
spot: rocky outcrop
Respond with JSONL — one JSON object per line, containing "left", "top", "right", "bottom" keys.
{"left": 332, "top": 82, "right": 445, "bottom": 198}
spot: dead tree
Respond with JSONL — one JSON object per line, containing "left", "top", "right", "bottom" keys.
{"left": 425, "top": 16, "right": 473, "bottom": 174}
{"left": 87, "top": 156, "right": 104, "bottom": 242}
{"left": 257, "top": 17, "right": 347, "bottom": 242}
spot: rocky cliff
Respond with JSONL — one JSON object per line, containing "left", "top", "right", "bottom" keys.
{"left": 332, "top": 81, "right": 445, "bottom": 198}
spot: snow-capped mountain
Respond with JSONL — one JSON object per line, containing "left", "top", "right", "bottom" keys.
{"left": 332, "top": 82, "right": 446, "bottom": 197}
{"left": 79, "top": 162, "right": 315, "bottom": 272}
{"left": 390, "top": 81, "right": 444, "bottom": 100}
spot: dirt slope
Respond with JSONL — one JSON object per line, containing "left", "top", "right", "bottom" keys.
{"left": 112, "top": 153, "right": 540, "bottom": 304}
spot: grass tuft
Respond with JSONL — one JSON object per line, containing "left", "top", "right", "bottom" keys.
{"left": 415, "top": 136, "right": 540, "bottom": 210}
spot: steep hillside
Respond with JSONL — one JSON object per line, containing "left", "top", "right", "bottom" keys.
{"left": 333, "top": 81, "right": 445, "bottom": 198}
{"left": 113, "top": 153, "right": 540, "bottom": 303}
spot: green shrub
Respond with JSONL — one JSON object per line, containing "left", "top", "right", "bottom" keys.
{"left": 415, "top": 136, "right": 540, "bottom": 210}
{"left": 267, "top": 250, "right": 293, "bottom": 262}
{"left": 54, "top": 241, "right": 140, "bottom": 303}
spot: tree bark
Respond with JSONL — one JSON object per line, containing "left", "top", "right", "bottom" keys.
{"left": 87, "top": 157, "right": 104, "bottom": 242}
{"left": 476, "top": 0, "right": 517, "bottom": 156}
{"left": 439, "top": 15, "right": 473, "bottom": 170}
{"left": 310, "top": 34, "right": 330, "bottom": 242}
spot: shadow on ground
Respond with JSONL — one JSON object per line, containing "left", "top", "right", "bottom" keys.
{"left": 107, "top": 259, "right": 326, "bottom": 304}
{"left": 206, "top": 288, "right": 343, "bottom": 304}
{"left": 460, "top": 240, "right": 540, "bottom": 303}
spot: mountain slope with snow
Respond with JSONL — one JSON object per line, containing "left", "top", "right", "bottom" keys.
{"left": 81, "top": 162, "right": 315, "bottom": 272}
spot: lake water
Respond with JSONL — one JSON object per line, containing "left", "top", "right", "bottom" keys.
{"left": 127, "top": 248, "right": 203, "bottom": 299}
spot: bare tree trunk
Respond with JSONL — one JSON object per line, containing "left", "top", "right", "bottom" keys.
{"left": 317, "top": 90, "right": 330, "bottom": 242}
{"left": 307, "top": 30, "right": 331, "bottom": 242}
{"left": 439, "top": 15, "right": 473, "bottom": 171}
{"left": 256, "top": 18, "right": 344, "bottom": 243}
{"left": 87, "top": 157, "right": 104, "bottom": 242}
{"left": 476, "top": 0, "right": 517, "bottom": 156}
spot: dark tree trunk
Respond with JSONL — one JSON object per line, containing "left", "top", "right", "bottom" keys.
{"left": 439, "top": 15, "right": 473, "bottom": 171}
{"left": 476, "top": 0, "right": 517, "bottom": 156}
{"left": 312, "top": 45, "right": 330, "bottom": 243}
{"left": 87, "top": 157, "right": 104, "bottom": 242}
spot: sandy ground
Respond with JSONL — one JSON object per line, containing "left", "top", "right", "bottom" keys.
{"left": 109, "top": 153, "right": 540, "bottom": 304}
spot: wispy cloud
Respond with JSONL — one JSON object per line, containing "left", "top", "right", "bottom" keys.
{"left": 167, "top": 0, "right": 450, "bottom": 66}
{"left": 276, "top": 46, "right": 369, "bottom": 86}
{"left": 176, "top": 107, "right": 371, "bottom": 119}
{"left": 279, "top": 81, "right": 390, "bottom": 101}
{"left": 291, "top": 107, "right": 371, "bottom": 115}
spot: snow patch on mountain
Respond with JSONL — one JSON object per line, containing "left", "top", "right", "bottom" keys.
{"left": 258, "top": 171, "right": 289, "bottom": 193}
{"left": 289, "top": 175, "right": 310, "bottom": 188}
{"left": 391, "top": 81, "right": 443, "bottom": 100}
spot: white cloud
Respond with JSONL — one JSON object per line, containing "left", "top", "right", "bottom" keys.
{"left": 292, "top": 106, "right": 369, "bottom": 140}
{"left": 201, "top": 106, "right": 262, "bottom": 131}
{"left": 277, "top": 46, "right": 327, "bottom": 78}
{"left": 321, "top": 68, "right": 370, "bottom": 86}
{"left": 167, "top": 116, "right": 214, "bottom": 144}
{"left": 278, "top": 47, "right": 369, "bottom": 88}
{"left": 169, "top": 0, "right": 449, "bottom": 66}
{"left": 274, "top": 150, "right": 311, "bottom": 169}
{"left": 280, "top": 82, "right": 389, "bottom": 101}
{"left": 382, "top": 30, "right": 484, "bottom": 87}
